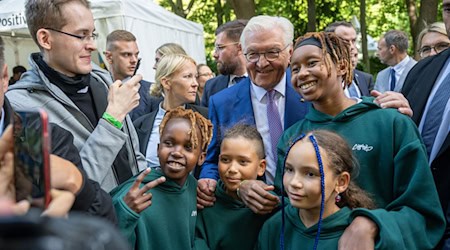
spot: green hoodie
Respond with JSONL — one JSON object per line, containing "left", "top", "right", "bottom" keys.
{"left": 257, "top": 206, "right": 352, "bottom": 249}
{"left": 110, "top": 169, "right": 197, "bottom": 250}
{"left": 194, "top": 180, "right": 270, "bottom": 250}
{"left": 275, "top": 97, "right": 445, "bottom": 249}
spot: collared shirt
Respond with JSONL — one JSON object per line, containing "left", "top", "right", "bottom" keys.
{"left": 391, "top": 56, "right": 411, "bottom": 85}
{"left": 145, "top": 103, "right": 166, "bottom": 168}
{"left": 0, "top": 108, "right": 5, "bottom": 136}
{"left": 228, "top": 74, "right": 248, "bottom": 88}
{"left": 418, "top": 57, "right": 450, "bottom": 164}
{"left": 250, "top": 73, "right": 286, "bottom": 184}
{"left": 344, "top": 80, "right": 362, "bottom": 98}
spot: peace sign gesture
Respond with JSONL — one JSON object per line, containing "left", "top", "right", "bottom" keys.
{"left": 123, "top": 168, "right": 166, "bottom": 213}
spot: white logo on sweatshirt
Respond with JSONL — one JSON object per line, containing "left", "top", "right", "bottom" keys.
{"left": 352, "top": 144, "right": 373, "bottom": 152}
{"left": 191, "top": 211, "right": 197, "bottom": 217}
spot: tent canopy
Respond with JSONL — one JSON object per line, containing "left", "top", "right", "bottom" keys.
{"left": 0, "top": 0, "right": 206, "bottom": 81}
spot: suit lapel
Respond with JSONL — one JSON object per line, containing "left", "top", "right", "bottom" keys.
{"left": 410, "top": 50, "right": 450, "bottom": 124}
{"left": 353, "top": 70, "right": 370, "bottom": 96}
{"left": 284, "top": 71, "right": 308, "bottom": 128}
{"left": 233, "top": 79, "right": 256, "bottom": 125}
{"left": 134, "top": 111, "right": 158, "bottom": 154}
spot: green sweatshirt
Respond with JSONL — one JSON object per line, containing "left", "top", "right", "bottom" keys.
{"left": 275, "top": 97, "right": 445, "bottom": 249}
{"left": 257, "top": 206, "right": 352, "bottom": 249}
{"left": 194, "top": 180, "right": 270, "bottom": 250}
{"left": 110, "top": 169, "right": 197, "bottom": 250}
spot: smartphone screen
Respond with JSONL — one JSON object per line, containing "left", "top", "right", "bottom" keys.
{"left": 13, "top": 109, "right": 51, "bottom": 208}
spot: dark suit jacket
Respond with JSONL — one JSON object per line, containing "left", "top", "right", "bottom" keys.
{"left": 201, "top": 75, "right": 230, "bottom": 107}
{"left": 200, "top": 71, "right": 309, "bottom": 180}
{"left": 354, "top": 69, "right": 374, "bottom": 96}
{"left": 402, "top": 48, "right": 450, "bottom": 245}
{"left": 129, "top": 80, "right": 163, "bottom": 121}
{"left": 133, "top": 103, "right": 208, "bottom": 178}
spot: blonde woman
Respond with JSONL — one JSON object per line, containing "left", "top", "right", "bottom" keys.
{"left": 134, "top": 54, "right": 207, "bottom": 177}
{"left": 417, "top": 22, "right": 450, "bottom": 59}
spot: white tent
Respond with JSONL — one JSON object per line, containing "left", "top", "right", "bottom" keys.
{"left": 0, "top": 0, "right": 206, "bottom": 81}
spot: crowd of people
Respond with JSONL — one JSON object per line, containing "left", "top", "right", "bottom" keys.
{"left": 0, "top": 0, "right": 448, "bottom": 249}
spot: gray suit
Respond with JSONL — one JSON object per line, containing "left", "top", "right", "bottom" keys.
{"left": 374, "top": 57, "right": 417, "bottom": 92}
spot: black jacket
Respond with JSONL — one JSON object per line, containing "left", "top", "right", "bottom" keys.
{"left": 4, "top": 98, "right": 117, "bottom": 224}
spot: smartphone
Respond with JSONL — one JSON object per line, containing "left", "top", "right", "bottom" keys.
{"left": 13, "top": 109, "right": 51, "bottom": 209}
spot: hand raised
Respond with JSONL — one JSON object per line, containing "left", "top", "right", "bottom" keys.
{"left": 105, "top": 74, "right": 142, "bottom": 123}
{"left": 123, "top": 168, "right": 166, "bottom": 213}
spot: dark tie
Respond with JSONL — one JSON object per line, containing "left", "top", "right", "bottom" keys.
{"left": 421, "top": 72, "right": 450, "bottom": 157}
{"left": 232, "top": 76, "right": 246, "bottom": 85}
{"left": 390, "top": 68, "right": 396, "bottom": 91}
{"left": 267, "top": 90, "right": 283, "bottom": 163}
{"left": 348, "top": 81, "right": 359, "bottom": 98}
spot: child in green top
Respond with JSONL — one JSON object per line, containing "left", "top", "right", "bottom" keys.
{"left": 195, "top": 124, "right": 270, "bottom": 250}
{"left": 111, "top": 107, "right": 213, "bottom": 250}
{"left": 258, "top": 130, "right": 374, "bottom": 250}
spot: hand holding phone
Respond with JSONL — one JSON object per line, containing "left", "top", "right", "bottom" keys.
{"left": 13, "top": 109, "right": 51, "bottom": 209}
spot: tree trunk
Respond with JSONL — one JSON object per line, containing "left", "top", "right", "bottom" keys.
{"left": 307, "top": 0, "right": 316, "bottom": 32}
{"left": 360, "top": 0, "right": 370, "bottom": 72}
{"left": 227, "top": 0, "right": 256, "bottom": 19}
{"left": 406, "top": 0, "right": 438, "bottom": 58}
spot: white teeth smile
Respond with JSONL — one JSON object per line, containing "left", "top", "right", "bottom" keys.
{"left": 300, "top": 81, "right": 316, "bottom": 90}
{"left": 168, "top": 162, "right": 183, "bottom": 168}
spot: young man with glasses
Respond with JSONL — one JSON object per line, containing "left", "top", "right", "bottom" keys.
{"left": 7, "top": 0, "right": 147, "bottom": 192}
{"left": 201, "top": 20, "right": 249, "bottom": 107}
{"left": 197, "top": 15, "right": 308, "bottom": 213}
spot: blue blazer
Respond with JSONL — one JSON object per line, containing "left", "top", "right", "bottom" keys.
{"left": 201, "top": 75, "right": 230, "bottom": 107}
{"left": 200, "top": 71, "right": 309, "bottom": 179}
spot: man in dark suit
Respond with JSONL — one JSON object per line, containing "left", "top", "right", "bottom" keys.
{"left": 402, "top": 2, "right": 450, "bottom": 247}
{"left": 104, "top": 30, "right": 160, "bottom": 120}
{"left": 325, "top": 21, "right": 374, "bottom": 97}
{"left": 201, "top": 20, "right": 248, "bottom": 107}
{"left": 197, "top": 15, "right": 308, "bottom": 214}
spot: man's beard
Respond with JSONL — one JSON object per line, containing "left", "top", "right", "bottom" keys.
{"left": 218, "top": 61, "right": 238, "bottom": 75}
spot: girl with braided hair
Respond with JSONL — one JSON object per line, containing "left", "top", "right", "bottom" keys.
{"left": 111, "top": 107, "right": 213, "bottom": 250}
{"left": 273, "top": 31, "right": 444, "bottom": 249}
{"left": 258, "top": 130, "right": 374, "bottom": 249}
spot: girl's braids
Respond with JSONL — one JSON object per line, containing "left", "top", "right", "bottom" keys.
{"left": 294, "top": 32, "right": 353, "bottom": 87}
{"left": 159, "top": 107, "right": 213, "bottom": 152}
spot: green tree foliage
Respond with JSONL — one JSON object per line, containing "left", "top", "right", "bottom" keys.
{"left": 157, "top": 0, "right": 440, "bottom": 75}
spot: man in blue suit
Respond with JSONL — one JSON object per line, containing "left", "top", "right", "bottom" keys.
{"left": 201, "top": 20, "right": 248, "bottom": 107}
{"left": 197, "top": 15, "right": 308, "bottom": 213}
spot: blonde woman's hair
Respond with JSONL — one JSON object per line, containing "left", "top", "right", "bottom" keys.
{"left": 417, "top": 22, "right": 448, "bottom": 50}
{"left": 150, "top": 54, "right": 196, "bottom": 97}
{"left": 155, "top": 43, "right": 187, "bottom": 57}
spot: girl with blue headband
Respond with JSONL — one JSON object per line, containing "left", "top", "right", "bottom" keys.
{"left": 257, "top": 130, "right": 374, "bottom": 249}
{"left": 273, "top": 31, "right": 445, "bottom": 249}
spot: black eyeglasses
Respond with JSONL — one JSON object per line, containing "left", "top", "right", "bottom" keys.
{"left": 45, "top": 27, "right": 98, "bottom": 43}
{"left": 244, "top": 44, "right": 290, "bottom": 63}
{"left": 419, "top": 42, "right": 450, "bottom": 58}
